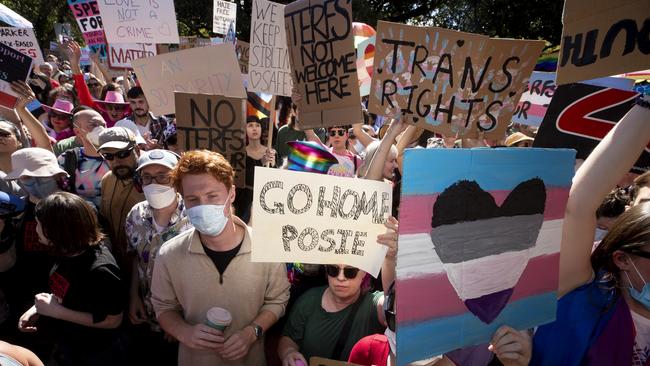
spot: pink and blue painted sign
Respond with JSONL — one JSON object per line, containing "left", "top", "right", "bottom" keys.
{"left": 396, "top": 148, "right": 575, "bottom": 365}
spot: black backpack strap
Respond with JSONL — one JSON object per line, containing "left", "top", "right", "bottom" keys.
{"left": 63, "top": 148, "right": 79, "bottom": 193}
{"left": 330, "top": 293, "right": 365, "bottom": 360}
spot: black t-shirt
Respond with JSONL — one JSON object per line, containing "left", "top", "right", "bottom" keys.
{"left": 40, "top": 244, "right": 124, "bottom": 349}
{"left": 202, "top": 241, "right": 242, "bottom": 283}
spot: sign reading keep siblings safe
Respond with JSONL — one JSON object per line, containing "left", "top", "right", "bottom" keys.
{"left": 252, "top": 167, "right": 392, "bottom": 277}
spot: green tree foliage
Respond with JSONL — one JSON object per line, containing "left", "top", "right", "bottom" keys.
{"left": 1, "top": 0, "right": 564, "bottom": 49}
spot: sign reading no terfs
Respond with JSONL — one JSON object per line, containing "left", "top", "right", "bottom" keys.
{"left": 174, "top": 92, "right": 246, "bottom": 187}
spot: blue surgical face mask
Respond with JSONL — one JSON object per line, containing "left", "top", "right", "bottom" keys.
{"left": 594, "top": 228, "right": 608, "bottom": 242}
{"left": 19, "top": 177, "right": 60, "bottom": 199}
{"left": 187, "top": 195, "right": 230, "bottom": 237}
{"left": 626, "top": 259, "right": 650, "bottom": 310}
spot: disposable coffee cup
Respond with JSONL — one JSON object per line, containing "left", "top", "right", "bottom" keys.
{"left": 205, "top": 307, "right": 232, "bottom": 331}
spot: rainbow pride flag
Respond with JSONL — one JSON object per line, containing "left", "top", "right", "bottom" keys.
{"left": 397, "top": 148, "right": 575, "bottom": 366}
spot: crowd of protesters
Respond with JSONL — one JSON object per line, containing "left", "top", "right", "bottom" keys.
{"left": 0, "top": 24, "right": 648, "bottom": 366}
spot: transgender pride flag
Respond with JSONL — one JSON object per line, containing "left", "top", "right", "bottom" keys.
{"left": 396, "top": 148, "right": 575, "bottom": 366}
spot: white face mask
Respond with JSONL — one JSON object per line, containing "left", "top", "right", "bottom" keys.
{"left": 142, "top": 184, "right": 176, "bottom": 209}
{"left": 187, "top": 204, "right": 229, "bottom": 236}
{"left": 85, "top": 126, "right": 104, "bottom": 147}
{"left": 594, "top": 227, "right": 608, "bottom": 242}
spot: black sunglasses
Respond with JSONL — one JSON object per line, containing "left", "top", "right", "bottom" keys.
{"left": 140, "top": 174, "right": 171, "bottom": 186}
{"left": 329, "top": 129, "right": 346, "bottom": 137}
{"left": 101, "top": 147, "right": 134, "bottom": 161}
{"left": 325, "top": 265, "right": 359, "bottom": 279}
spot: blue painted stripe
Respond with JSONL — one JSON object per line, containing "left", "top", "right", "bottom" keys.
{"left": 401, "top": 148, "right": 575, "bottom": 196}
{"left": 396, "top": 291, "right": 557, "bottom": 366}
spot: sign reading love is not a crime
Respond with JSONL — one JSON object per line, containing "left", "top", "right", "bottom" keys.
{"left": 251, "top": 167, "right": 392, "bottom": 277}
{"left": 284, "top": 0, "right": 363, "bottom": 129}
{"left": 368, "top": 21, "right": 544, "bottom": 139}
{"left": 248, "top": 0, "right": 292, "bottom": 96}
{"left": 68, "top": 0, "right": 107, "bottom": 59}
{"left": 97, "top": 0, "right": 180, "bottom": 44}
{"left": 131, "top": 44, "right": 247, "bottom": 115}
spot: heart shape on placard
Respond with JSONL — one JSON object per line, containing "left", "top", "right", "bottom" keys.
{"left": 412, "top": 116, "right": 419, "bottom": 123}
{"left": 430, "top": 178, "right": 546, "bottom": 323}
{"left": 456, "top": 40, "right": 465, "bottom": 47}
{"left": 158, "top": 22, "right": 172, "bottom": 36}
{"left": 249, "top": 70, "right": 262, "bottom": 87}
{"left": 509, "top": 91, "right": 517, "bottom": 98}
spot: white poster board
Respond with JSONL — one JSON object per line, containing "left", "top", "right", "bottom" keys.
{"left": 251, "top": 167, "right": 392, "bottom": 277}
{"left": 213, "top": 0, "right": 237, "bottom": 35}
{"left": 107, "top": 43, "right": 157, "bottom": 69}
{"left": 0, "top": 27, "right": 44, "bottom": 65}
{"left": 97, "top": 0, "right": 180, "bottom": 44}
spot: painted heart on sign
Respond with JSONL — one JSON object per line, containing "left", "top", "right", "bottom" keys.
{"left": 430, "top": 178, "right": 546, "bottom": 323}
{"left": 249, "top": 70, "right": 262, "bottom": 87}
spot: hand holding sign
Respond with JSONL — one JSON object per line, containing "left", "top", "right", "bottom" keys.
{"left": 10, "top": 80, "right": 36, "bottom": 110}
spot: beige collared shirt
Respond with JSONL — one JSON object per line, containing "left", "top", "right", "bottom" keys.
{"left": 151, "top": 216, "right": 290, "bottom": 366}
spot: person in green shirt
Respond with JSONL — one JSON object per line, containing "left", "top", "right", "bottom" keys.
{"left": 275, "top": 112, "right": 327, "bottom": 162}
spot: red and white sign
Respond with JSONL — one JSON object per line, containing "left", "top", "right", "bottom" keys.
{"left": 107, "top": 43, "right": 156, "bottom": 69}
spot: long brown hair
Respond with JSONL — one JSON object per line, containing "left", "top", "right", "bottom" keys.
{"left": 591, "top": 202, "right": 650, "bottom": 290}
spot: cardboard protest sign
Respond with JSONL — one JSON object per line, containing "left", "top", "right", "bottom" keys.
{"left": 368, "top": 21, "right": 544, "bottom": 139}
{"left": 512, "top": 72, "right": 556, "bottom": 127}
{"left": 131, "top": 44, "right": 247, "bottom": 116}
{"left": 251, "top": 167, "right": 392, "bottom": 277}
{"left": 213, "top": 0, "right": 237, "bottom": 35}
{"left": 0, "top": 27, "right": 45, "bottom": 65}
{"left": 356, "top": 36, "right": 375, "bottom": 97}
{"left": 174, "top": 92, "right": 246, "bottom": 186}
{"left": 284, "top": 0, "right": 363, "bottom": 129}
{"left": 0, "top": 42, "right": 33, "bottom": 108}
{"left": 68, "top": 0, "right": 107, "bottom": 59}
{"left": 236, "top": 40, "right": 250, "bottom": 75}
{"left": 556, "top": 0, "right": 650, "bottom": 85}
{"left": 97, "top": 0, "right": 180, "bottom": 44}
{"left": 248, "top": 0, "right": 292, "bottom": 96}
{"left": 397, "top": 148, "right": 575, "bottom": 365}
{"left": 533, "top": 81, "right": 647, "bottom": 172}
{"left": 107, "top": 43, "right": 156, "bottom": 69}
{"left": 310, "top": 357, "right": 362, "bottom": 366}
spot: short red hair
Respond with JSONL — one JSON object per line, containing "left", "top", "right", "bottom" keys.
{"left": 171, "top": 150, "right": 234, "bottom": 194}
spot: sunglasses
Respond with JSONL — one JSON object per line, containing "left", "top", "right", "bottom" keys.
{"left": 384, "top": 282, "right": 396, "bottom": 332}
{"left": 140, "top": 174, "right": 171, "bottom": 186}
{"left": 325, "top": 265, "right": 359, "bottom": 279}
{"left": 101, "top": 147, "right": 134, "bottom": 161}
{"left": 329, "top": 129, "right": 346, "bottom": 137}
{"left": 50, "top": 112, "right": 71, "bottom": 120}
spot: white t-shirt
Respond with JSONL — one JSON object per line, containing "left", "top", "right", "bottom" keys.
{"left": 631, "top": 309, "right": 650, "bottom": 365}
{"left": 327, "top": 150, "right": 360, "bottom": 178}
